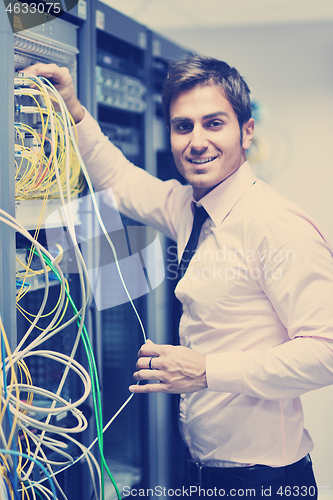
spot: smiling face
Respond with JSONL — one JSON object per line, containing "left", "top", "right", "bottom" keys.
{"left": 170, "top": 84, "right": 254, "bottom": 200}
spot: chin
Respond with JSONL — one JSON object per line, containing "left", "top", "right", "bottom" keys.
{"left": 190, "top": 176, "right": 216, "bottom": 189}
{"left": 188, "top": 170, "right": 210, "bottom": 182}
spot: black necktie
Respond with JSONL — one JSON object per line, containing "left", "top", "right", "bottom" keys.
{"left": 171, "top": 205, "right": 209, "bottom": 435}
{"left": 177, "top": 205, "right": 209, "bottom": 278}
{"left": 173, "top": 205, "right": 209, "bottom": 342}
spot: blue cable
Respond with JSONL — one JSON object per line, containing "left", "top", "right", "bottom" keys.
{"left": 3, "top": 478, "right": 11, "bottom": 500}
{"left": 0, "top": 449, "right": 57, "bottom": 499}
{"left": 0, "top": 456, "right": 20, "bottom": 500}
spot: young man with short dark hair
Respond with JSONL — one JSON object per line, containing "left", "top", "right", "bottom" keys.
{"left": 25, "top": 56, "right": 333, "bottom": 498}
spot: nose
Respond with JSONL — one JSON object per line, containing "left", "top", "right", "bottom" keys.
{"left": 189, "top": 125, "right": 209, "bottom": 153}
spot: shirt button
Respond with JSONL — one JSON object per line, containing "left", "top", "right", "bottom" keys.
{"left": 204, "top": 229, "right": 210, "bottom": 235}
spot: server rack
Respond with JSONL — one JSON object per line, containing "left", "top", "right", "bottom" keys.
{"left": 92, "top": 5, "right": 190, "bottom": 494}
{"left": 91, "top": 5, "right": 149, "bottom": 497}
{"left": 0, "top": 2, "right": 189, "bottom": 498}
{"left": 147, "top": 31, "right": 190, "bottom": 492}
{"left": 16, "top": 11, "right": 94, "bottom": 500}
{"left": 0, "top": 7, "right": 95, "bottom": 500}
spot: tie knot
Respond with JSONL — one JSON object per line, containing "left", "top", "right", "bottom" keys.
{"left": 193, "top": 205, "right": 208, "bottom": 228}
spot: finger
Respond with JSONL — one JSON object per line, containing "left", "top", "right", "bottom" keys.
{"left": 136, "top": 355, "right": 159, "bottom": 370}
{"left": 133, "top": 368, "right": 157, "bottom": 381}
{"left": 21, "top": 63, "right": 71, "bottom": 85}
{"left": 129, "top": 382, "right": 167, "bottom": 394}
{"left": 21, "top": 63, "right": 55, "bottom": 77}
{"left": 133, "top": 368, "right": 165, "bottom": 383}
{"left": 20, "top": 63, "right": 41, "bottom": 75}
{"left": 137, "top": 341, "right": 158, "bottom": 358}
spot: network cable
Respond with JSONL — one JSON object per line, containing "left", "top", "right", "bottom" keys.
{"left": 1, "top": 72, "right": 150, "bottom": 500}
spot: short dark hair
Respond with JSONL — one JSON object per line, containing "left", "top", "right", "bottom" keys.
{"left": 161, "top": 55, "right": 252, "bottom": 128}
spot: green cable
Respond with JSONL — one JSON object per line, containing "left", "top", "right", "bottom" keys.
{"left": 46, "top": 254, "right": 119, "bottom": 500}
{"left": 27, "top": 485, "right": 44, "bottom": 500}
{"left": 32, "top": 249, "right": 121, "bottom": 500}
{"left": 44, "top": 253, "right": 119, "bottom": 499}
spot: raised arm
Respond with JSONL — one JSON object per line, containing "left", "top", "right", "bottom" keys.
{"left": 22, "top": 63, "right": 184, "bottom": 239}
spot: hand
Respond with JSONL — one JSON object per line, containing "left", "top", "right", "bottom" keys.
{"left": 129, "top": 339, "right": 207, "bottom": 394}
{"left": 21, "top": 63, "right": 85, "bottom": 124}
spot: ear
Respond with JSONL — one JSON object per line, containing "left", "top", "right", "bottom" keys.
{"left": 242, "top": 118, "right": 255, "bottom": 150}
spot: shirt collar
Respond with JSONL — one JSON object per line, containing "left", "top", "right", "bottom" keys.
{"left": 193, "top": 161, "right": 257, "bottom": 227}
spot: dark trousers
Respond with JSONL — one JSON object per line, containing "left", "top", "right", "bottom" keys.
{"left": 183, "top": 455, "right": 318, "bottom": 500}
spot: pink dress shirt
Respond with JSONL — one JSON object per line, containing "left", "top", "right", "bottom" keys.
{"left": 76, "top": 109, "right": 333, "bottom": 468}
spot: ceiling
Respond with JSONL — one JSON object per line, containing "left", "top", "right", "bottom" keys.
{"left": 99, "top": 0, "right": 333, "bottom": 33}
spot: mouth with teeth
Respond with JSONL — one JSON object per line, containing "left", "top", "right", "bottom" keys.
{"left": 188, "top": 156, "right": 218, "bottom": 165}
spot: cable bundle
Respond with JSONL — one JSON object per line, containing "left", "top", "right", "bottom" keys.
{"left": 14, "top": 78, "right": 85, "bottom": 201}
{"left": 0, "top": 73, "right": 147, "bottom": 500}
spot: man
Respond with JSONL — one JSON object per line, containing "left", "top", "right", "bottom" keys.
{"left": 25, "top": 56, "right": 333, "bottom": 498}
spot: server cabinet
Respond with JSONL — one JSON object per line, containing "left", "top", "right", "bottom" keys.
{"left": 90, "top": 3, "right": 190, "bottom": 495}
{"left": 0, "top": 7, "right": 96, "bottom": 500}
{"left": 91, "top": 4, "right": 149, "bottom": 497}
{"left": 146, "top": 31, "right": 190, "bottom": 492}
{"left": 0, "top": 1, "right": 190, "bottom": 498}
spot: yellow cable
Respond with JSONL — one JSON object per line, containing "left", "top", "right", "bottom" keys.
{"left": 17, "top": 426, "right": 32, "bottom": 477}
{"left": 0, "top": 317, "right": 20, "bottom": 456}
{"left": 15, "top": 82, "right": 84, "bottom": 201}
{"left": 17, "top": 281, "right": 64, "bottom": 319}
{"left": 17, "top": 359, "right": 34, "bottom": 409}
{"left": 12, "top": 75, "right": 93, "bottom": 493}
{"left": 16, "top": 284, "right": 69, "bottom": 332}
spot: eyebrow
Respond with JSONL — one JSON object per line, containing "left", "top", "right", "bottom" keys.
{"left": 170, "top": 111, "right": 229, "bottom": 124}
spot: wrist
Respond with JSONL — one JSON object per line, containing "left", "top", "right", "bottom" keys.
{"left": 199, "top": 357, "right": 207, "bottom": 389}
{"left": 67, "top": 97, "right": 85, "bottom": 124}
{"left": 192, "top": 353, "right": 207, "bottom": 390}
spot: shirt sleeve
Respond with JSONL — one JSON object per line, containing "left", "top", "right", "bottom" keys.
{"left": 75, "top": 108, "right": 189, "bottom": 240}
{"left": 206, "top": 208, "right": 333, "bottom": 399}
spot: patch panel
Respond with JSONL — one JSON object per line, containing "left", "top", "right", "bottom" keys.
{"left": 95, "top": 66, "right": 146, "bottom": 113}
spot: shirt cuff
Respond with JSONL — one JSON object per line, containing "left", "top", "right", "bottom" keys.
{"left": 206, "top": 351, "right": 243, "bottom": 393}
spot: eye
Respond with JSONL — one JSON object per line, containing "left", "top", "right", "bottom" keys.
{"left": 206, "top": 120, "right": 223, "bottom": 129}
{"left": 174, "top": 122, "right": 193, "bottom": 133}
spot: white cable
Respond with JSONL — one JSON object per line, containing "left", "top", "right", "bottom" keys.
{"left": 24, "top": 479, "right": 37, "bottom": 500}
{"left": 0, "top": 474, "right": 9, "bottom": 500}
{"left": 0, "top": 213, "right": 88, "bottom": 482}
{"left": 13, "top": 75, "right": 147, "bottom": 492}
{"left": 33, "top": 391, "right": 135, "bottom": 486}
{"left": 0, "top": 204, "right": 66, "bottom": 353}
{"left": 25, "top": 72, "right": 147, "bottom": 343}
{"left": 18, "top": 430, "right": 101, "bottom": 499}
{"left": 18, "top": 430, "right": 73, "bottom": 500}
{"left": 71, "top": 131, "right": 147, "bottom": 342}
{"left": 11, "top": 400, "right": 87, "bottom": 435}
{"left": 6, "top": 357, "right": 91, "bottom": 418}
{"left": 0, "top": 426, "right": 14, "bottom": 469}
{"left": 14, "top": 87, "right": 42, "bottom": 95}
{"left": 13, "top": 75, "right": 93, "bottom": 482}
{"left": 5, "top": 75, "right": 97, "bottom": 493}
{"left": 18, "top": 428, "right": 73, "bottom": 467}
{"left": 64, "top": 434, "right": 101, "bottom": 500}
{"left": 33, "top": 483, "right": 57, "bottom": 500}
{"left": 19, "top": 428, "right": 73, "bottom": 465}
{"left": 11, "top": 74, "right": 149, "bottom": 495}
